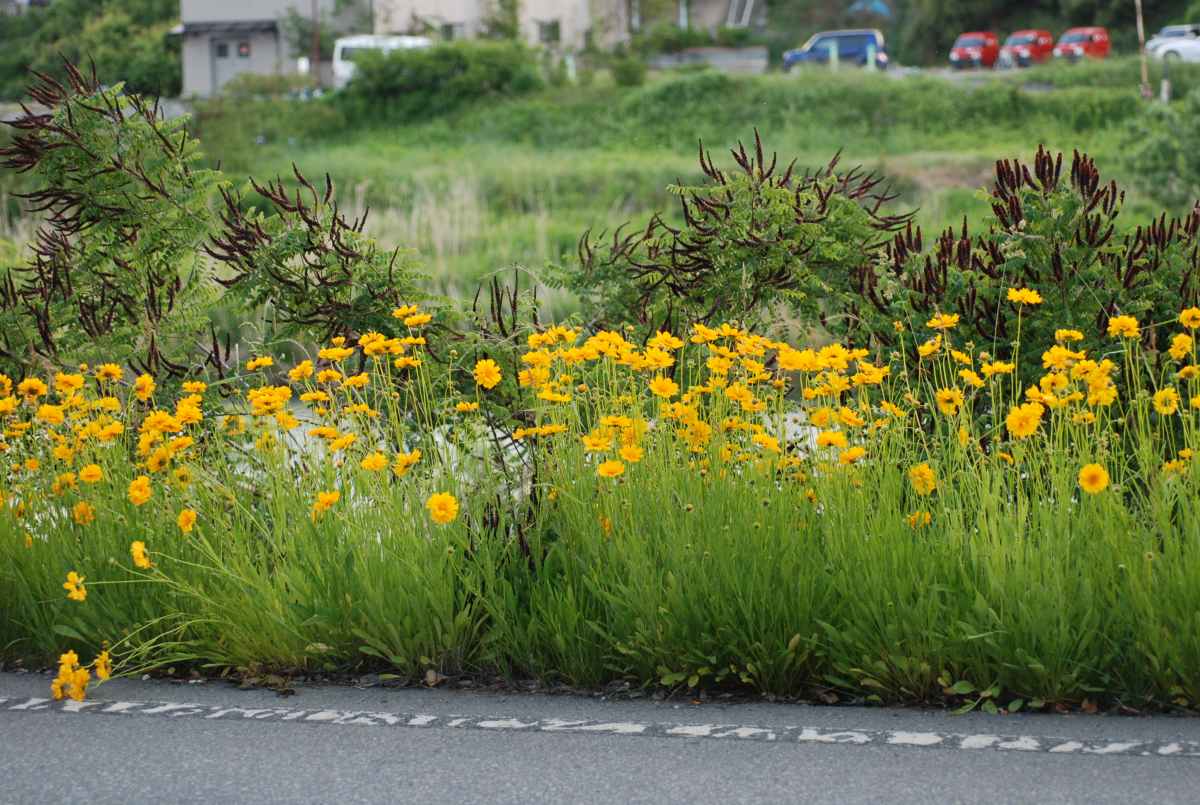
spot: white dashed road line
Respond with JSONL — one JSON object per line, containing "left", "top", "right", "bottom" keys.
{"left": 2, "top": 692, "right": 1198, "bottom": 759}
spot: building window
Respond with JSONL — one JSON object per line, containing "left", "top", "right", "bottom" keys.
{"left": 440, "top": 22, "right": 464, "bottom": 40}
{"left": 215, "top": 42, "right": 229, "bottom": 59}
{"left": 238, "top": 41, "right": 251, "bottom": 58}
{"left": 537, "top": 19, "right": 561, "bottom": 45}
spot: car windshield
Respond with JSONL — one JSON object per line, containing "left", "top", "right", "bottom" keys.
{"left": 338, "top": 46, "right": 385, "bottom": 62}
{"left": 1005, "top": 34, "right": 1037, "bottom": 46}
{"left": 806, "top": 33, "right": 874, "bottom": 52}
{"left": 1060, "top": 32, "right": 1091, "bottom": 43}
{"left": 954, "top": 36, "right": 987, "bottom": 48}
{"left": 1158, "top": 27, "right": 1193, "bottom": 38}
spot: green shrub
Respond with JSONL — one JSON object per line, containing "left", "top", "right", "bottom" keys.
{"left": 1122, "top": 88, "right": 1200, "bottom": 210}
{"left": 611, "top": 55, "right": 647, "bottom": 87}
{"left": 630, "top": 23, "right": 714, "bottom": 55}
{"left": 339, "top": 41, "right": 543, "bottom": 123}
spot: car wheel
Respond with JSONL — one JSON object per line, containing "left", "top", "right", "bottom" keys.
{"left": 1163, "top": 50, "right": 1182, "bottom": 63}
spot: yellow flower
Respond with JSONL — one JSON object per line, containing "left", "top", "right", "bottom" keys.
{"left": 311, "top": 490, "right": 341, "bottom": 520}
{"left": 288, "top": 361, "right": 315, "bottom": 382}
{"left": 63, "top": 571, "right": 86, "bottom": 602}
{"left": 839, "top": 446, "right": 866, "bottom": 465}
{"left": 177, "top": 509, "right": 197, "bottom": 533}
{"left": 130, "top": 540, "right": 152, "bottom": 569}
{"left": 1055, "top": 329, "right": 1084, "bottom": 343}
{"left": 246, "top": 356, "right": 274, "bottom": 371}
{"left": 127, "top": 475, "right": 152, "bottom": 506}
{"left": 618, "top": 445, "right": 644, "bottom": 463}
{"left": 648, "top": 375, "right": 679, "bottom": 398}
{"left": 360, "top": 452, "right": 388, "bottom": 472}
{"left": 958, "top": 369, "right": 984, "bottom": 388}
{"left": 926, "top": 313, "right": 960, "bottom": 330}
{"left": 1078, "top": 463, "right": 1110, "bottom": 494}
{"left": 1193, "top": 394, "right": 1200, "bottom": 410}
{"left": 473, "top": 359, "right": 503, "bottom": 390}
{"left": 816, "top": 430, "right": 848, "bottom": 449}
{"left": 426, "top": 492, "right": 459, "bottom": 524}
{"left": 981, "top": 361, "right": 1015, "bottom": 377}
{"left": 403, "top": 313, "right": 433, "bottom": 327}
{"left": 909, "top": 463, "right": 937, "bottom": 496}
{"left": 36, "top": 404, "right": 65, "bottom": 426}
{"left": 906, "top": 511, "right": 931, "bottom": 529}
{"left": 455, "top": 401, "right": 480, "bottom": 413}
{"left": 1180, "top": 307, "right": 1200, "bottom": 329}
{"left": 94, "top": 650, "right": 112, "bottom": 681}
{"left": 72, "top": 501, "right": 95, "bottom": 525}
{"left": 392, "top": 449, "right": 422, "bottom": 477}
{"left": 1153, "top": 387, "right": 1180, "bottom": 415}
{"left": 1168, "top": 334, "right": 1193, "bottom": 361}
{"left": 95, "top": 363, "right": 123, "bottom": 383}
{"left": 17, "top": 377, "right": 48, "bottom": 399}
{"left": 133, "top": 373, "right": 155, "bottom": 401}
{"left": 182, "top": 380, "right": 207, "bottom": 394}
{"left": 1007, "top": 287, "right": 1043, "bottom": 305}
{"left": 1005, "top": 402, "right": 1044, "bottom": 439}
{"left": 917, "top": 336, "right": 941, "bottom": 358}
{"left": 1106, "top": 315, "right": 1139, "bottom": 339}
{"left": 596, "top": 460, "right": 626, "bottom": 479}
{"left": 341, "top": 373, "right": 369, "bottom": 389}
{"left": 648, "top": 330, "right": 684, "bottom": 351}
{"left": 934, "top": 388, "right": 964, "bottom": 416}
{"left": 392, "top": 304, "right": 419, "bottom": 319}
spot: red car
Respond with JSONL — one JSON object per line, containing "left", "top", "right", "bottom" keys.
{"left": 998, "top": 29, "right": 1054, "bottom": 67}
{"left": 1053, "top": 27, "right": 1111, "bottom": 60}
{"left": 949, "top": 31, "right": 1000, "bottom": 68}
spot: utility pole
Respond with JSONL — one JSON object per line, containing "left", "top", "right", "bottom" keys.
{"left": 310, "top": 0, "right": 322, "bottom": 87}
{"left": 1135, "top": 0, "right": 1151, "bottom": 99}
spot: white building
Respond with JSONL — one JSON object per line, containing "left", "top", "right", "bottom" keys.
{"left": 177, "top": 0, "right": 345, "bottom": 97}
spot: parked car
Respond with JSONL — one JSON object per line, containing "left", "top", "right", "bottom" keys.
{"left": 332, "top": 34, "right": 432, "bottom": 89}
{"left": 1150, "top": 36, "right": 1200, "bottom": 62}
{"left": 1053, "top": 27, "right": 1111, "bottom": 61}
{"left": 949, "top": 31, "right": 1000, "bottom": 68}
{"left": 782, "top": 29, "right": 889, "bottom": 70}
{"left": 997, "top": 29, "right": 1054, "bottom": 68}
{"left": 1146, "top": 24, "right": 1200, "bottom": 56}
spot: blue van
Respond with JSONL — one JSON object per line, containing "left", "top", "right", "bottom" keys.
{"left": 782, "top": 29, "right": 889, "bottom": 70}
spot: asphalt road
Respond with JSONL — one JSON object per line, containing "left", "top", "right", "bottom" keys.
{"left": 3, "top": 672, "right": 1200, "bottom": 804}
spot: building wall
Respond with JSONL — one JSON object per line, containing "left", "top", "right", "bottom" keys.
{"left": 374, "top": 0, "right": 487, "bottom": 37}
{"left": 181, "top": 29, "right": 285, "bottom": 97}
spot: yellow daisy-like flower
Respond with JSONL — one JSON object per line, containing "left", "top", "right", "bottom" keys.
{"left": 1153, "top": 387, "right": 1180, "bottom": 416}
{"left": 133, "top": 373, "right": 156, "bottom": 401}
{"left": 359, "top": 452, "right": 388, "bottom": 472}
{"left": 908, "top": 462, "right": 937, "bottom": 496}
{"left": 839, "top": 446, "right": 866, "bottom": 465}
{"left": 596, "top": 460, "right": 626, "bottom": 479}
{"left": 426, "top": 492, "right": 459, "bottom": 524}
{"left": 816, "top": 430, "right": 848, "bottom": 450}
{"left": 648, "top": 375, "right": 679, "bottom": 399}
{"left": 455, "top": 401, "right": 480, "bottom": 413}
{"left": 72, "top": 501, "right": 95, "bottom": 526}
{"left": 934, "top": 387, "right": 964, "bottom": 416}
{"left": 926, "top": 313, "right": 960, "bottom": 330}
{"left": 63, "top": 571, "right": 86, "bottom": 602}
{"left": 1106, "top": 315, "right": 1139, "bottom": 339}
{"left": 1005, "top": 402, "right": 1044, "bottom": 439}
{"left": 906, "top": 511, "right": 931, "bottom": 529}
{"left": 246, "top": 356, "right": 274, "bottom": 371}
{"left": 1007, "top": 287, "right": 1043, "bottom": 305}
{"left": 474, "top": 359, "right": 502, "bottom": 390}
{"left": 311, "top": 490, "right": 341, "bottom": 520}
{"left": 130, "top": 540, "right": 153, "bottom": 570}
{"left": 1055, "top": 329, "right": 1084, "bottom": 343}
{"left": 94, "top": 650, "right": 112, "bottom": 681}
{"left": 618, "top": 445, "right": 644, "bottom": 463}
{"left": 392, "top": 449, "right": 422, "bottom": 477}
{"left": 1180, "top": 307, "right": 1200, "bottom": 329}
{"left": 127, "top": 475, "right": 152, "bottom": 506}
{"left": 177, "top": 508, "right": 197, "bottom": 534}
{"left": 1078, "top": 463, "right": 1110, "bottom": 494}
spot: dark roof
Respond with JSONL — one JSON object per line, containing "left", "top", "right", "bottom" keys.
{"left": 178, "top": 20, "right": 278, "bottom": 36}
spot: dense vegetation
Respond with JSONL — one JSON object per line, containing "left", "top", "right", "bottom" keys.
{"left": 0, "top": 0, "right": 180, "bottom": 100}
{"left": 3, "top": 63, "right": 1200, "bottom": 714}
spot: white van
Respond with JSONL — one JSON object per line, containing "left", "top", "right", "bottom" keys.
{"left": 332, "top": 35, "right": 433, "bottom": 89}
